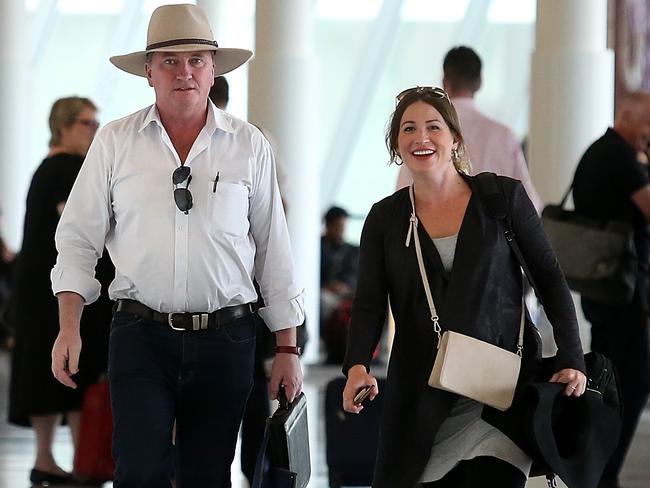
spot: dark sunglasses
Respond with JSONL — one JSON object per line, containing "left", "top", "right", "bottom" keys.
{"left": 395, "top": 86, "right": 450, "bottom": 105}
{"left": 172, "top": 166, "right": 193, "bottom": 214}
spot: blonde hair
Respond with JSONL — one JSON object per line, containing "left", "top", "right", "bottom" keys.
{"left": 48, "top": 97, "right": 97, "bottom": 147}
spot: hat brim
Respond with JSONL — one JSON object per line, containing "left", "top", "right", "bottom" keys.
{"left": 110, "top": 46, "right": 253, "bottom": 78}
{"left": 527, "top": 382, "right": 621, "bottom": 488}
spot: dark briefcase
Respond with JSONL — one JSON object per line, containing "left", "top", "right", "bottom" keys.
{"left": 252, "top": 389, "right": 311, "bottom": 488}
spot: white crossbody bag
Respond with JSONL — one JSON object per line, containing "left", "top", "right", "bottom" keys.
{"left": 406, "top": 185, "right": 524, "bottom": 411}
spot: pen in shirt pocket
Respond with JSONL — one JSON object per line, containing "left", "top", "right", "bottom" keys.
{"left": 212, "top": 171, "right": 220, "bottom": 193}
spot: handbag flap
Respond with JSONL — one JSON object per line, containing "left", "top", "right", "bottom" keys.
{"left": 429, "top": 331, "right": 521, "bottom": 411}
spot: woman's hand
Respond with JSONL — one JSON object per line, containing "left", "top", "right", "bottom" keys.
{"left": 549, "top": 368, "right": 587, "bottom": 397}
{"left": 343, "top": 364, "right": 379, "bottom": 413}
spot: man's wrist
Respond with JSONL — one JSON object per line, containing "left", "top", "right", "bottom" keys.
{"left": 275, "top": 345, "right": 301, "bottom": 356}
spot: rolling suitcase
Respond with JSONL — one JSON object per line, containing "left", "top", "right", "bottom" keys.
{"left": 324, "top": 377, "right": 385, "bottom": 488}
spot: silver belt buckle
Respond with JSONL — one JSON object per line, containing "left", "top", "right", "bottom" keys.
{"left": 192, "top": 313, "right": 209, "bottom": 331}
{"left": 167, "top": 313, "right": 186, "bottom": 331}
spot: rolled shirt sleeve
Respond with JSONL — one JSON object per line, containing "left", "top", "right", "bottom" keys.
{"left": 248, "top": 131, "right": 305, "bottom": 331}
{"left": 51, "top": 132, "right": 112, "bottom": 304}
{"left": 258, "top": 291, "right": 305, "bottom": 333}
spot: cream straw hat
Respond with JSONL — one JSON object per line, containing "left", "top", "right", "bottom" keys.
{"left": 110, "top": 4, "right": 252, "bottom": 78}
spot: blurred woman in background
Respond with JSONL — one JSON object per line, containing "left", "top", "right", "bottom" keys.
{"left": 8, "top": 97, "right": 114, "bottom": 486}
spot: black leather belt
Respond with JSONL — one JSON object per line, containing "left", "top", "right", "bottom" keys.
{"left": 114, "top": 299, "right": 256, "bottom": 331}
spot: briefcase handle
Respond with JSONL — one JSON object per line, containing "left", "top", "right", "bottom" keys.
{"left": 277, "top": 385, "right": 290, "bottom": 411}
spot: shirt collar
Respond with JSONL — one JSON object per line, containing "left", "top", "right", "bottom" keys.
{"left": 209, "top": 100, "right": 235, "bottom": 135}
{"left": 450, "top": 96, "right": 476, "bottom": 110}
{"left": 138, "top": 104, "right": 161, "bottom": 133}
{"left": 137, "top": 101, "right": 236, "bottom": 135}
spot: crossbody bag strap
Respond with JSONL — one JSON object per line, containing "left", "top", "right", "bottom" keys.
{"left": 407, "top": 185, "right": 443, "bottom": 346}
{"left": 476, "top": 172, "right": 555, "bottom": 352}
{"left": 407, "top": 183, "right": 524, "bottom": 354}
{"left": 474, "top": 173, "right": 545, "bottom": 305}
{"left": 421, "top": 175, "right": 523, "bottom": 356}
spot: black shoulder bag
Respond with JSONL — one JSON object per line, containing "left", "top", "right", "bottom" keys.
{"left": 541, "top": 181, "right": 636, "bottom": 304}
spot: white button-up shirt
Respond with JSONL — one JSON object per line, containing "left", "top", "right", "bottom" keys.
{"left": 51, "top": 102, "right": 304, "bottom": 331}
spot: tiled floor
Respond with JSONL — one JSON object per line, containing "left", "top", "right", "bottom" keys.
{"left": 0, "top": 351, "right": 647, "bottom": 488}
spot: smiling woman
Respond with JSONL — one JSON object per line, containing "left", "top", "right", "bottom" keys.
{"left": 340, "top": 86, "right": 587, "bottom": 488}
{"left": 386, "top": 86, "right": 471, "bottom": 176}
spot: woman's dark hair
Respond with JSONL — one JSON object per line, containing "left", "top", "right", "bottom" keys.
{"left": 48, "top": 97, "right": 97, "bottom": 147}
{"left": 385, "top": 89, "right": 471, "bottom": 174}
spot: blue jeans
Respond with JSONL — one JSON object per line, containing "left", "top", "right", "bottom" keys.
{"left": 108, "top": 311, "right": 256, "bottom": 488}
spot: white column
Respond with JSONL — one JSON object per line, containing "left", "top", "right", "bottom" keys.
{"left": 196, "top": 0, "right": 229, "bottom": 43}
{"left": 529, "top": 0, "right": 614, "bottom": 203}
{"left": 529, "top": 0, "right": 613, "bottom": 353}
{"left": 248, "top": 1, "right": 320, "bottom": 363}
{"left": 198, "top": 0, "right": 252, "bottom": 118}
{"left": 0, "top": 2, "right": 29, "bottom": 250}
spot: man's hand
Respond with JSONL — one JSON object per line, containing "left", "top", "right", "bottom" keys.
{"left": 52, "top": 291, "right": 86, "bottom": 389}
{"left": 269, "top": 353, "right": 303, "bottom": 403}
{"left": 51, "top": 331, "right": 81, "bottom": 389}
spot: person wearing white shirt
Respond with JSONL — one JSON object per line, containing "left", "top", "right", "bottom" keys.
{"left": 50, "top": 5, "right": 304, "bottom": 487}
{"left": 396, "top": 46, "right": 542, "bottom": 213}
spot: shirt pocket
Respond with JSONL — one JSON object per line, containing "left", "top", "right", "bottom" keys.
{"left": 207, "top": 182, "right": 250, "bottom": 237}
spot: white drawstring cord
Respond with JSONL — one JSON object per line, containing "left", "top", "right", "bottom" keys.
{"left": 405, "top": 212, "right": 417, "bottom": 247}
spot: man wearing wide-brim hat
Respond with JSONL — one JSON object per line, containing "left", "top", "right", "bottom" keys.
{"left": 50, "top": 4, "right": 305, "bottom": 487}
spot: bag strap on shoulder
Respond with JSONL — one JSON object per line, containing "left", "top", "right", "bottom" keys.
{"left": 474, "top": 172, "right": 544, "bottom": 308}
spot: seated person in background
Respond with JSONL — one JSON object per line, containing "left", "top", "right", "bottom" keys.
{"left": 321, "top": 207, "right": 358, "bottom": 297}
{"left": 321, "top": 206, "right": 359, "bottom": 362}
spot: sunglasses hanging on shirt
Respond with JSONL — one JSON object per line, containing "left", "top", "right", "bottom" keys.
{"left": 172, "top": 165, "right": 193, "bottom": 214}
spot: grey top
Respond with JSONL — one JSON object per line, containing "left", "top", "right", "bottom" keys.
{"left": 430, "top": 234, "right": 458, "bottom": 273}
{"left": 420, "top": 234, "right": 531, "bottom": 482}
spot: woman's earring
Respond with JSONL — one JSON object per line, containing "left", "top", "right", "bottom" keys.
{"left": 451, "top": 148, "right": 459, "bottom": 164}
{"left": 395, "top": 154, "right": 403, "bottom": 166}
